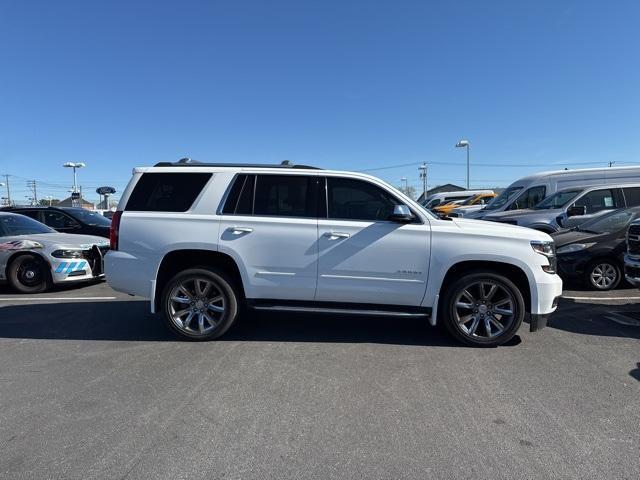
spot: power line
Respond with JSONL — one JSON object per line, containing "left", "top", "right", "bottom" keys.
{"left": 357, "top": 160, "right": 640, "bottom": 172}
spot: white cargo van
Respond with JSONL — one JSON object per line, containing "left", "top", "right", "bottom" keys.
{"left": 455, "top": 166, "right": 640, "bottom": 219}
{"left": 422, "top": 189, "right": 494, "bottom": 210}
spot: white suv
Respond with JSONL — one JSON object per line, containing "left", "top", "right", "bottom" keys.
{"left": 105, "top": 159, "right": 562, "bottom": 347}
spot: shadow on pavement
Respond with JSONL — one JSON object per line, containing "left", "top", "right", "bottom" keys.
{"left": 630, "top": 363, "right": 640, "bottom": 382}
{"left": 0, "top": 300, "right": 468, "bottom": 346}
{"left": 548, "top": 298, "right": 640, "bottom": 340}
{"left": 0, "top": 279, "right": 105, "bottom": 295}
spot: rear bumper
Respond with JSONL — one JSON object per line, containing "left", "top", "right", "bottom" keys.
{"left": 624, "top": 254, "right": 640, "bottom": 287}
{"left": 105, "top": 250, "right": 155, "bottom": 298}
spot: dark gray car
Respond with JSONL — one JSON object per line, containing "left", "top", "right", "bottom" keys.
{"left": 483, "top": 184, "right": 640, "bottom": 233}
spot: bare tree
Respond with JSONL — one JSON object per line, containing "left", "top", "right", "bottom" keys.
{"left": 396, "top": 185, "right": 417, "bottom": 199}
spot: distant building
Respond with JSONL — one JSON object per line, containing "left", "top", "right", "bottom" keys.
{"left": 416, "top": 184, "right": 466, "bottom": 203}
{"left": 57, "top": 196, "right": 95, "bottom": 209}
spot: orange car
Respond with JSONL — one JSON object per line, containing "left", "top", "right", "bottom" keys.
{"left": 433, "top": 192, "right": 497, "bottom": 215}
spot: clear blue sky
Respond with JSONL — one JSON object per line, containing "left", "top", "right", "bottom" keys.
{"left": 1, "top": 0, "right": 639, "bottom": 203}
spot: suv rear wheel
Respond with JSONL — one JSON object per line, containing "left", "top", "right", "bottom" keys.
{"left": 161, "top": 267, "right": 239, "bottom": 340}
{"left": 442, "top": 272, "right": 525, "bottom": 347}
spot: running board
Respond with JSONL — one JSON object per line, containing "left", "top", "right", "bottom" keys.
{"left": 248, "top": 301, "right": 430, "bottom": 318}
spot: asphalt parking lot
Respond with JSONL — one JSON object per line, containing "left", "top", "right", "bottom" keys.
{"left": 1, "top": 282, "right": 639, "bottom": 480}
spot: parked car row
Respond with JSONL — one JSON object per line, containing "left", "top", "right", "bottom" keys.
{"left": 418, "top": 166, "right": 640, "bottom": 290}
{"left": 451, "top": 165, "right": 640, "bottom": 221}
{"left": 3, "top": 164, "right": 640, "bottom": 299}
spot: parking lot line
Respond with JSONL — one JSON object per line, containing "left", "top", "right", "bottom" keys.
{"left": 0, "top": 296, "right": 117, "bottom": 301}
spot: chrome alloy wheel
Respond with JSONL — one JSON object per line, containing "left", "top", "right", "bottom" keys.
{"left": 453, "top": 280, "right": 516, "bottom": 340}
{"left": 167, "top": 277, "right": 226, "bottom": 336}
{"left": 589, "top": 263, "right": 618, "bottom": 290}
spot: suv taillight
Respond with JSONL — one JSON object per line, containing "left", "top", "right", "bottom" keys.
{"left": 110, "top": 211, "right": 122, "bottom": 250}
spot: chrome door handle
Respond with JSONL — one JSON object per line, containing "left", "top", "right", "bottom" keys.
{"left": 324, "top": 231, "right": 350, "bottom": 239}
{"left": 229, "top": 227, "right": 253, "bottom": 234}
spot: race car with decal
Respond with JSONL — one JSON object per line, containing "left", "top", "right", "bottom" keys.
{"left": 0, "top": 212, "right": 109, "bottom": 293}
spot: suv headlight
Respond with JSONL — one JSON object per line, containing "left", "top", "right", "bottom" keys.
{"left": 556, "top": 243, "right": 595, "bottom": 255}
{"left": 52, "top": 249, "right": 84, "bottom": 259}
{"left": 531, "top": 240, "right": 556, "bottom": 274}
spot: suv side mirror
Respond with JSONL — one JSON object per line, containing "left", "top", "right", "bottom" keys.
{"left": 567, "top": 205, "right": 587, "bottom": 217}
{"left": 389, "top": 205, "right": 414, "bottom": 223}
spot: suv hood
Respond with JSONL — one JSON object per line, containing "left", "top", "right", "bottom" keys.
{"left": 451, "top": 218, "right": 552, "bottom": 242}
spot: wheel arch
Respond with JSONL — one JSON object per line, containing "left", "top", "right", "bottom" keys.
{"left": 438, "top": 260, "right": 532, "bottom": 318}
{"left": 154, "top": 249, "right": 245, "bottom": 313}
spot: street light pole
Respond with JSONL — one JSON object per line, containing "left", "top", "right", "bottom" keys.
{"left": 63, "top": 162, "right": 86, "bottom": 207}
{"left": 401, "top": 177, "right": 408, "bottom": 194}
{"left": 455, "top": 140, "right": 470, "bottom": 189}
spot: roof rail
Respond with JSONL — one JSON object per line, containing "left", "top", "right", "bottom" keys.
{"left": 153, "top": 158, "right": 321, "bottom": 170}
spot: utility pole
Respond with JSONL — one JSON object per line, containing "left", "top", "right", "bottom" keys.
{"left": 26, "top": 180, "right": 38, "bottom": 205}
{"left": 3, "top": 174, "right": 10, "bottom": 205}
{"left": 418, "top": 163, "right": 428, "bottom": 200}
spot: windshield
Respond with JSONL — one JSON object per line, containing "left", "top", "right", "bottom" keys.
{"left": 423, "top": 198, "right": 440, "bottom": 209}
{"left": 484, "top": 186, "right": 523, "bottom": 210}
{"left": 460, "top": 194, "right": 484, "bottom": 206}
{"left": 533, "top": 190, "right": 581, "bottom": 210}
{"left": 0, "top": 214, "right": 55, "bottom": 237}
{"left": 578, "top": 209, "right": 637, "bottom": 234}
{"left": 67, "top": 209, "right": 111, "bottom": 226}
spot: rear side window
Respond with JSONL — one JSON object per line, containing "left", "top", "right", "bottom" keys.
{"left": 12, "top": 209, "right": 40, "bottom": 221}
{"left": 254, "top": 175, "right": 316, "bottom": 218}
{"left": 125, "top": 173, "right": 212, "bottom": 212}
{"left": 623, "top": 187, "right": 640, "bottom": 207}
{"left": 222, "top": 175, "right": 255, "bottom": 215}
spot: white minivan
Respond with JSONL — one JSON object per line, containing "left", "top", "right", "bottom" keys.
{"left": 422, "top": 189, "right": 494, "bottom": 210}
{"left": 454, "top": 166, "right": 640, "bottom": 219}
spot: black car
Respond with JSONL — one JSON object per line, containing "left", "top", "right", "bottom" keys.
{"left": 2, "top": 206, "right": 111, "bottom": 238}
{"left": 552, "top": 206, "right": 640, "bottom": 290}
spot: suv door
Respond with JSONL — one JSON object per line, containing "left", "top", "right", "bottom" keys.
{"left": 218, "top": 174, "right": 320, "bottom": 301}
{"left": 42, "top": 210, "right": 82, "bottom": 233}
{"left": 315, "top": 176, "right": 430, "bottom": 306}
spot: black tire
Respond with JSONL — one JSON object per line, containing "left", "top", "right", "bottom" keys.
{"left": 441, "top": 272, "right": 525, "bottom": 347}
{"left": 585, "top": 259, "right": 621, "bottom": 291}
{"left": 7, "top": 254, "right": 51, "bottom": 294}
{"left": 161, "top": 267, "right": 240, "bottom": 341}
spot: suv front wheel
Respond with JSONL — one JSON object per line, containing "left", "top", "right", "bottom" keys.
{"left": 161, "top": 267, "right": 239, "bottom": 340}
{"left": 442, "top": 272, "right": 525, "bottom": 347}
